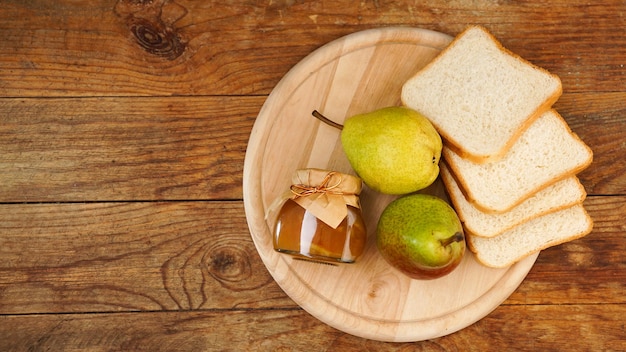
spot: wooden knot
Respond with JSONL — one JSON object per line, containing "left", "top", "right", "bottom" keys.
{"left": 129, "top": 18, "right": 185, "bottom": 60}
{"left": 114, "top": 0, "right": 188, "bottom": 60}
{"left": 205, "top": 242, "right": 271, "bottom": 292}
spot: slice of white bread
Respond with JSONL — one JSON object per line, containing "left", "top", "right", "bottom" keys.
{"left": 401, "top": 25, "right": 562, "bottom": 163}
{"left": 441, "top": 163, "right": 587, "bottom": 238}
{"left": 467, "top": 204, "right": 593, "bottom": 268}
{"left": 443, "top": 109, "right": 593, "bottom": 213}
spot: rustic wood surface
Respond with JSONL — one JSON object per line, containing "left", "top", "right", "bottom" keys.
{"left": 0, "top": 0, "right": 624, "bottom": 350}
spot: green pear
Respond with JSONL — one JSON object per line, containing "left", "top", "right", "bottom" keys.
{"left": 377, "top": 194, "right": 465, "bottom": 280}
{"left": 339, "top": 106, "right": 442, "bottom": 195}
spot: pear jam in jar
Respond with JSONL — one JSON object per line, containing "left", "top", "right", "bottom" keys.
{"left": 272, "top": 169, "right": 366, "bottom": 263}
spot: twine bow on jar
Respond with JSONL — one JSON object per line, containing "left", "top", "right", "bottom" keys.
{"left": 266, "top": 169, "right": 363, "bottom": 229}
{"left": 290, "top": 171, "right": 347, "bottom": 198}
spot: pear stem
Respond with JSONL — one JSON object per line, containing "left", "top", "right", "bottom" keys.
{"left": 440, "top": 232, "right": 464, "bottom": 247}
{"left": 312, "top": 110, "right": 344, "bottom": 130}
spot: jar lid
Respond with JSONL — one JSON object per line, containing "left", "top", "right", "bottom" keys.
{"left": 290, "top": 168, "right": 362, "bottom": 229}
{"left": 290, "top": 168, "right": 361, "bottom": 196}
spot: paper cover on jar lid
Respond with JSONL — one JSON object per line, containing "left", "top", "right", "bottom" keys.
{"left": 275, "top": 169, "right": 362, "bottom": 229}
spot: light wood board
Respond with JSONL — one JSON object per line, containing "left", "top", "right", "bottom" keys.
{"left": 243, "top": 27, "right": 538, "bottom": 342}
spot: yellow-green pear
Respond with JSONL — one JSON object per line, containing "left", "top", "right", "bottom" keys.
{"left": 340, "top": 106, "right": 442, "bottom": 195}
{"left": 377, "top": 194, "right": 465, "bottom": 280}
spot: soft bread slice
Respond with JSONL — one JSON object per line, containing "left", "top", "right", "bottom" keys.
{"left": 467, "top": 204, "right": 593, "bottom": 268}
{"left": 441, "top": 163, "right": 587, "bottom": 238}
{"left": 443, "top": 109, "right": 593, "bottom": 213}
{"left": 401, "top": 25, "right": 562, "bottom": 163}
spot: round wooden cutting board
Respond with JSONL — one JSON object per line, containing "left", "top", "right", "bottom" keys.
{"left": 243, "top": 27, "right": 538, "bottom": 342}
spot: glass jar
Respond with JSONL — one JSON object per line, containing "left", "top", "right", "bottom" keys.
{"left": 272, "top": 169, "right": 367, "bottom": 263}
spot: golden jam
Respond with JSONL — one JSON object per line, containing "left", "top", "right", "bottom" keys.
{"left": 273, "top": 200, "right": 366, "bottom": 263}
{"left": 271, "top": 169, "right": 366, "bottom": 263}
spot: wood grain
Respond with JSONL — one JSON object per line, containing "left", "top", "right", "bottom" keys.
{"left": 0, "top": 305, "right": 624, "bottom": 351}
{"left": 1, "top": 0, "right": 624, "bottom": 349}
{"left": 0, "top": 201, "right": 292, "bottom": 314}
{"left": 0, "top": 92, "right": 623, "bottom": 204}
{"left": 0, "top": 96, "right": 258, "bottom": 202}
{"left": 1, "top": 0, "right": 624, "bottom": 96}
{"left": 508, "top": 196, "right": 626, "bottom": 305}
{"left": 0, "top": 197, "right": 621, "bottom": 315}
{"left": 554, "top": 93, "right": 626, "bottom": 195}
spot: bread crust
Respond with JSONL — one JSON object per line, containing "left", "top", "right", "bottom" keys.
{"left": 466, "top": 205, "right": 594, "bottom": 268}
{"left": 442, "top": 92, "right": 560, "bottom": 164}
{"left": 441, "top": 164, "right": 587, "bottom": 238}
{"left": 442, "top": 110, "right": 593, "bottom": 213}
{"left": 401, "top": 25, "right": 563, "bottom": 163}
{"left": 402, "top": 25, "right": 594, "bottom": 269}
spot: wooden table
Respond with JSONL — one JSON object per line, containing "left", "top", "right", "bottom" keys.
{"left": 1, "top": 1, "right": 624, "bottom": 350}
